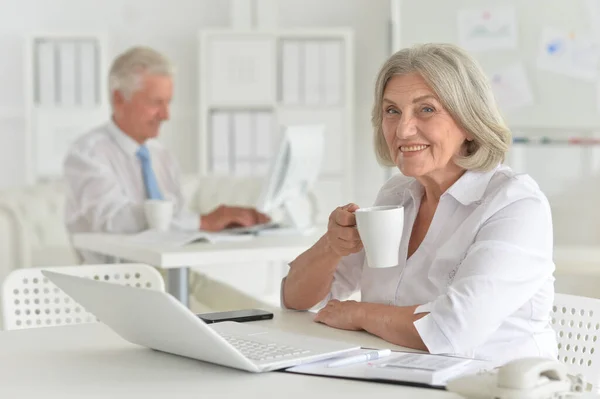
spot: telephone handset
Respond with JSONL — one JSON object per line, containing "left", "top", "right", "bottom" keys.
{"left": 446, "top": 357, "right": 582, "bottom": 399}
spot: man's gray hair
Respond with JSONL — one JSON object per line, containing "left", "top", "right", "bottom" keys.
{"left": 371, "top": 43, "right": 511, "bottom": 171}
{"left": 108, "top": 46, "right": 173, "bottom": 107}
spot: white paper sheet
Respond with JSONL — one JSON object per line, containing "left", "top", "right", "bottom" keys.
{"left": 536, "top": 27, "right": 600, "bottom": 81}
{"left": 489, "top": 63, "right": 534, "bottom": 111}
{"left": 457, "top": 6, "right": 518, "bottom": 51}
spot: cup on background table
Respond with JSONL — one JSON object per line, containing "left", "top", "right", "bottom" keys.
{"left": 144, "top": 200, "right": 174, "bottom": 231}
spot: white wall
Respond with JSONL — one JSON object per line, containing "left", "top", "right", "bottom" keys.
{"left": 0, "top": 0, "right": 388, "bottom": 205}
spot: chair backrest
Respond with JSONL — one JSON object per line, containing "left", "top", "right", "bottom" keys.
{"left": 1, "top": 263, "right": 164, "bottom": 330}
{"left": 552, "top": 293, "right": 600, "bottom": 390}
{"left": 555, "top": 270, "right": 600, "bottom": 299}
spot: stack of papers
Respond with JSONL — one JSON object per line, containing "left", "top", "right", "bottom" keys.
{"left": 286, "top": 349, "right": 490, "bottom": 387}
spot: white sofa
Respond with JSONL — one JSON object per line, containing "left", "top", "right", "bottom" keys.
{"left": 0, "top": 175, "right": 290, "bottom": 326}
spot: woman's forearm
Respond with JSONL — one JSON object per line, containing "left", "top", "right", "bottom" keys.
{"left": 282, "top": 235, "right": 342, "bottom": 310}
{"left": 357, "top": 303, "right": 428, "bottom": 351}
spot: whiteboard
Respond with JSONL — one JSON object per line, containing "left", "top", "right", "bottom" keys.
{"left": 396, "top": 0, "right": 600, "bottom": 130}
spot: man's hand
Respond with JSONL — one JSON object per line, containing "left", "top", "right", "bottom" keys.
{"left": 200, "top": 205, "right": 270, "bottom": 232}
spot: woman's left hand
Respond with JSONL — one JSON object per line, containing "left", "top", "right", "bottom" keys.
{"left": 314, "top": 299, "right": 364, "bottom": 331}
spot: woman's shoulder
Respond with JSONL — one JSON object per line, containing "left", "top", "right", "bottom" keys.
{"left": 483, "top": 165, "right": 550, "bottom": 211}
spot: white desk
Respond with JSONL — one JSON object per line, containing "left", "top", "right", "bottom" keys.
{"left": 73, "top": 232, "right": 321, "bottom": 307}
{"left": 0, "top": 310, "right": 460, "bottom": 398}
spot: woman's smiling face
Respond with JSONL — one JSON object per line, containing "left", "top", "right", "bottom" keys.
{"left": 381, "top": 73, "right": 469, "bottom": 179}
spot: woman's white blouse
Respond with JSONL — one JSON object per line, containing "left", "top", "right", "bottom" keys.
{"left": 326, "top": 165, "right": 557, "bottom": 365}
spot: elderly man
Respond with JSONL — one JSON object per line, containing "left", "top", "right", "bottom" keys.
{"left": 64, "top": 46, "right": 269, "bottom": 311}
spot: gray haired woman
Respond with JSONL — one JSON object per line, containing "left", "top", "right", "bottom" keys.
{"left": 281, "top": 43, "right": 557, "bottom": 366}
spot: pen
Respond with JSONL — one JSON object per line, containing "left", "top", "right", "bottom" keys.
{"left": 327, "top": 349, "right": 392, "bottom": 368}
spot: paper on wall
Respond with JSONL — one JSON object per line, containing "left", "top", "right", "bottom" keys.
{"left": 536, "top": 27, "right": 600, "bottom": 81}
{"left": 457, "top": 6, "right": 518, "bottom": 51}
{"left": 583, "top": 0, "right": 600, "bottom": 43}
{"left": 488, "top": 62, "right": 534, "bottom": 111}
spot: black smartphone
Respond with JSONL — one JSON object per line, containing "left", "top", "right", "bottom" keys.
{"left": 197, "top": 309, "right": 274, "bottom": 324}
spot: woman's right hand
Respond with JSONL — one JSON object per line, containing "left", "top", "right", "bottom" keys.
{"left": 325, "top": 203, "right": 363, "bottom": 257}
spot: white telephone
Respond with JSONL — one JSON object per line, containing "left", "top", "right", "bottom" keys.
{"left": 446, "top": 357, "right": 584, "bottom": 399}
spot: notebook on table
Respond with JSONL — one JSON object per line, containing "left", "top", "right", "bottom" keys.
{"left": 285, "top": 349, "right": 491, "bottom": 388}
{"left": 127, "top": 229, "right": 254, "bottom": 247}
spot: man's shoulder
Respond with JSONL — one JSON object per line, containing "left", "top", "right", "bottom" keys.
{"left": 69, "top": 123, "right": 114, "bottom": 153}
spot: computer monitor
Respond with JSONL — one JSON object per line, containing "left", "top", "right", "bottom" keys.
{"left": 256, "top": 124, "right": 325, "bottom": 230}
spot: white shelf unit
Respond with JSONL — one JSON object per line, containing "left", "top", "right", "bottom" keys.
{"left": 24, "top": 33, "right": 109, "bottom": 183}
{"left": 198, "top": 29, "right": 354, "bottom": 223}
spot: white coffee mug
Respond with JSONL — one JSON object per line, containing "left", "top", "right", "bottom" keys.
{"left": 355, "top": 205, "right": 404, "bottom": 268}
{"left": 144, "top": 200, "right": 174, "bottom": 231}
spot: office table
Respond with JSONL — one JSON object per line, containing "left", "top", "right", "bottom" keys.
{"left": 0, "top": 309, "right": 461, "bottom": 399}
{"left": 73, "top": 231, "right": 321, "bottom": 307}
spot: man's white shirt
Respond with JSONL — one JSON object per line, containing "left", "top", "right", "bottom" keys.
{"left": 64, "top": 120, "right": 199, "bottom": 263}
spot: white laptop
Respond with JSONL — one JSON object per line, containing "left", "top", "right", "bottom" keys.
{"left": 42, "top": 270, "right": 359, "bottom": 372}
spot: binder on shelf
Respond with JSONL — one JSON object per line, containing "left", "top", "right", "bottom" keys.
{"left": 210, "top": 111, "right": 231, "bottom": 174}
{"left": 58, "top": 41, "right": 77, "bottom": 106}
{"left": 79, "top": 40, "right": 98, "bottom": 106}
{"left": 281, "top": 40, "right": 301, "bottom": 105}
{"left": 233, "top": 112, "right": 253, "bottom": 159}
{"left": 303, "top": 41, "right": 321, "bottom": 105}
{"left": 254, "top": 111, "right": 273, "bottom": 158}
{"left": 321, "top": 40, "right": 343, "bottom": 106}
{"left": 36, "top": 40, "right": 57, "bottom": 106}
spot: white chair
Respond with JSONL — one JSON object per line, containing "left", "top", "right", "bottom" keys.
{"left": 1, "top": 263, "right": 163, "bottom": 330}
{"left": 552, "top": 293, "right": 600, "bottom": 391}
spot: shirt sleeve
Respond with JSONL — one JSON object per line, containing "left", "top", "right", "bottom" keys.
{"left": 64, "top": 147, "right": 147, "bottom": 234}
{"left": 413, "top": 194, "right": 555, "bottom": 356}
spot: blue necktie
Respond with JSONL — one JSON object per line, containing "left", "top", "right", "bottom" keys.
{"left": 136, "top": 145, "right": 164, "bottom": 200}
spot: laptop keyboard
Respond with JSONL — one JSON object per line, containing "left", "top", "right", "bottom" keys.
{"left": 221, "top": 335, "right": 310, "bottom": 361}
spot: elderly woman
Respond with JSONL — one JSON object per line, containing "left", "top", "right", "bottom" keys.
{"left": 281, "top": 43, "right": 557, "bottom": 365}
